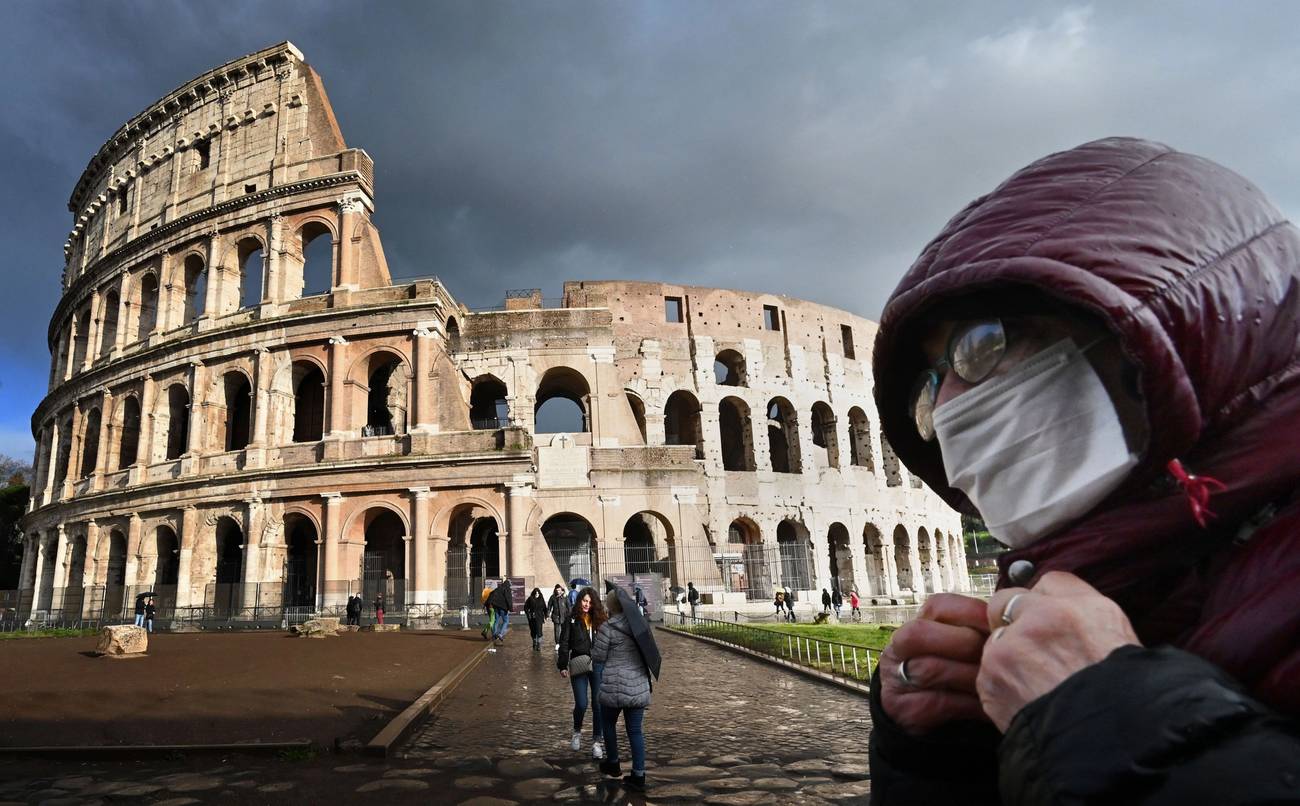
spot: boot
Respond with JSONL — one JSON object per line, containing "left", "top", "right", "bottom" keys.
{"left": 623, "top": 773, "right": 646, "bottom": 792}
{"left": 599, "top": 760, "right": 622, "bottom": 778}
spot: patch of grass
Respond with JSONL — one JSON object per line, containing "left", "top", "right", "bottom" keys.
{"left": 748, "top": 622, "right": 895, "bottom": 651}
{"left": 669, "top": 621, "right": 888, "bottom": 682}
{"left": 0, "top": 628, "right": 100, "bottom": 640}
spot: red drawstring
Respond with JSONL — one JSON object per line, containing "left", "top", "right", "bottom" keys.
{"left": 1167, "top": 459, "right": 1227, "bottom": 528}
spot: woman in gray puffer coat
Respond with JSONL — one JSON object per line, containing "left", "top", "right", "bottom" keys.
{"left": 591, "top": 590, "right": 652, "bottom": 792}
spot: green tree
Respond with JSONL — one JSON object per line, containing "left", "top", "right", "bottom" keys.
{"left": 0, "top": 482, "right": 27, "bottom": 589}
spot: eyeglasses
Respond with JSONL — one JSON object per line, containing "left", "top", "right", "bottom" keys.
{"left": 909, "top": 318, "right": 1008, "bottom": 441}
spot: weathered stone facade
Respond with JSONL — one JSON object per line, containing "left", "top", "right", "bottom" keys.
{"left": 18, "top": 42, "right": 963, "bottom": 621}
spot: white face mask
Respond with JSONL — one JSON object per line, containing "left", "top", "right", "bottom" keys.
{"left": 932, "top": 338, "right": 1138, "bottom": 548}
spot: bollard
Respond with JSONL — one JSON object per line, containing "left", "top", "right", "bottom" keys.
{"left": 459, "top": 606, "right": 469, "bottom": 630}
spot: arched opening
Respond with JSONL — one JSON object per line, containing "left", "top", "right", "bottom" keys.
{"left": 445, "top": 317, "right": 461, "bottom": 352}
{"left": 79, "top": 408, "right": 101, "bottom": 478}
{"left": 726, "top": 518, "right": 768, "bottom": 600}
{"left": 918, "top": 526, "right": 936, "bottom": 593}
{"left": 153, "top": 525, "right": 179, "bottom": 616}
{"left": 136, "top": 275, "right": 158, "bottom": 342}
{"left": 863, "top": 524, "right": 887, "bottom": 599}
{"left": 934, "top": 528, "right": 953, "bottom": 591}
{"left": 37, "top": 535, "right": 57, "bottom": 610}
{"left": 165, "top": 384, "right": 190, "bottom": 460}
{"left": 882, "top": 434, "right": 903, "bottom": 487}
{"left": 828, "top": 522, "right": 854, "bottom": 594}
{"left": 364, "top": 352, "right": 408, "bottom": 436}
{"left": 105, "top": 529, "right": 128, "bottom": 620}
{"left": 664, "top": 390, "right": 703, "bottom": 459}
{"left": 714, "top": 349, "right": 746, "bottom": 386}
{"left": 626, "top": 392, "right": 647, "bottom": 445}
{"left": 535, "top": 367, "right": 590, "bottom": 434}
{"left": 183, "top": 254, "right": 207, "bottom": 323}
{"left": 284, "top": 514, "right": 318, "bottom": 608}
{"left": 362, "top": 508, "right": 406, "bottom": 609}
{"left": 893, "top": 524, "right": 914, "bottom": 592}
{"left": 444, "top": 506, "right": 500, "bottom": 608}
{"left": 71, "top": 308, "right": 91, "bottom": 371}
{"left": 99, "top": 290, "right": 120, "bottom": 357}
{"left": 292, "top": 362, "right": 326, "bottom": 442}
{"left": 469, "top": 376, "right": 509, "bottom": 430}
{"left": 53, "top": 414, "right": 73, "bottom": 490}
{"left": 117, "top": 396, "right": 141, "bottom": 469}
{"left": 847, "top": 407, "right": 874, "bottom": 471}
{"left": 221, "top": 372, "right": 253, "bottom": 452}
{"left": 622, "top": 512, "right": 668, "bottom": 577}
{"left": 718, "top": 397, "right": 755, "bottom": 471}
{"left": 766, "top": 397, "right": 801, "bottom": 474}
{"left": 301, "top": 221, "right": 334, "bottom": 297}
{"left": 213, "top": 517, "right": 245, "bottom": 617}
{"left": 63, "top": 535, "right": 87, "bottom": 617}
{"left": 777, "top": 520, "right": 812, "bottom": 591}
{"left": 543, "top": 513, "right": 596, "bottom": 586}
{"left": 810, "top": 402, "right": 839, "bottom": 469}
{"left": 237, "top": 238, "right": 264, "bottom": 310}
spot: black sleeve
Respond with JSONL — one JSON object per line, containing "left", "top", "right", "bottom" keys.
{"left": 557, "top": 619, "right": 571, "bottom": 670}
{"left": 868, "top": 666, "right": 1002, "bottom": 806}
{"left": 1000, "top": 645, "right": 1300, "bottom": 806}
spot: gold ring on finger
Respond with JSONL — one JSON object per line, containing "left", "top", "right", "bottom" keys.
{"left": 1001, "top": 592, "right": 1027, "bottom": 626}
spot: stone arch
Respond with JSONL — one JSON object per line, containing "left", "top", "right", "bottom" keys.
{"left": 625, "top": 391, "right": 647, "bottom": 445}
{"left": 162, "top": 383, "right": 191, "bottom": 461}
{"left": 71, "top": 307, "right": 91, "bottom": 372}
{"left": 236, "top": 235, "right": 265, "bottom": 310}
{"left": 535, "top": 366, "right": 591, "bottom": 434}
{"left": 348, "top": 347, "right": 411, "bottom": 436}
{"left": 718, "top": 396, "right": 755, "bottom": 471}
{"left": 827, "top": 522, "right": 853, "bottom": 594}
{"left": 725, "top": 517, "right": 768, "bottom": 600}
{"left": 470, "top": 375, "right": 509, "bottom": 429}
{"left": 934, "top": 528, "right": 954, "bottom": 591}
{"left": 360, "top": 508, "right": 407, "bottom": 607}
{"left": 881, "top": 433, "right": 903, "bottom": 487}
{"left": 152, "top": 525, "right": 180, "bottom": 593}
{"left": 664, "top": 389, "right": 703, "bottom": 458}
{"left": 543, "top": 512, "right": 597, "bottom": 585}
{"left": 291, "top": 360, "right": 326, "bottom": 443}
{"left": 79, "top": 406, "right": 102, "bottom": 478}
{"left": 766, "top": 397, "right": 801, "bottom": 474}
{"left": 212, "top": 516, "right": 245, "bottom": 616}
{"left": 714, "top": 349, "right": 746, "bottom": 386}
{"left": 63, "top": 533, "right": 88, "bottom": 616}
{"left": 777, "top": 519, "right": 813, "bottom": 592}
{"left": 918, "top": 526, "right": 938, "bottom": 593}
{"left": 116, "top": 394, "right": 141, "bottom": 469}
{"left": 622, "top": 510, "right": 675, "bottom": 578}
{"left": 847, "top": 407, "right": 874, "bottom": 471}
{"left": 181, "top": 252, "right": 207, "bottom": 323}
{"left": 53, "top": 411, "right": 73, "bottom": 490}
{"left": 444, "top": 501, "right": 501, "bottom": 607}
{"left": 283, "top": 512, "right": 319, "bottom": 608}
{"left": 862, "top": 523, "right": 887, "bottom": 599}
{"left": 893, "top": 524, "right": 915, "bottom": 592}
{"left": 445, "top": 316, "right": 461, "bottom": 352}
{"left": 214, "top": 369, "right": 253, "bottom": 452}
{"left": 104, "top": 528, "right": 129, "bottom": 618}
{"left": 99, "top": 288, "right": 121, "bottom": 358}
{"left": 135, "top": 273, "right": 159, "bottom": 342}
{"left": 810, "top": 401, "right": 839, "bottom": 469}
{"left": 298, "top": 219, "right": 336, "bottom": 298}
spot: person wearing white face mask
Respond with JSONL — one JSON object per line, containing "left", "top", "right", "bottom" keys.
{"left": 865, "top": 138, "right": 1300, "bottom": 806}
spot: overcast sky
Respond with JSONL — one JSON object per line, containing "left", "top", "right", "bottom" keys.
{"left": 3, "top": 1, "right": 1299, "bottom": 460}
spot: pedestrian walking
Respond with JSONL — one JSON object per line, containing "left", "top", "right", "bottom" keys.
{"left": 633, "top": 586, "right": 648, "bottom": 619}
{"left": 773, "top": 591, "right": 786, "bottom": 619}
{"left": 488, "top": 576, "right": 513, "bottom": 644}
{"left": 374, "top": 592, "right": 385, "bottom": 626}
{"left": 686, "top": 582, "right": 699, "bottom": 619}
{"left": 525, "top": 587, "right": 548, "bottom": 652}
{"left": 784, "top": 586, "right": 796, "bottom": 621}
{"left": 821, "top": 588, "right": 832, "bottom": 614}
{"left": 849, "top": 589, "right": 861, "bottom": 620}
{"left": 547, "top": 583, "right": 569, "bottom": 650}
{"left": 594, "top": 587, "right": 659, "bottom": 793}
{"left": 134, "top": 595, "right": 146, "bottom": 628}
{"left": 831, "top": 587, "right": 843, "bottom": 620}
{"left": 558, "top": 587, "right": 607, "bottom": 760}
{"left": 144, "top": 597, "right": 156, "bottom": 633}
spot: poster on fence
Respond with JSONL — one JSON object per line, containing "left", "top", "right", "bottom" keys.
{"left": 603, "top": 573, "right": 664, "bottom": 622}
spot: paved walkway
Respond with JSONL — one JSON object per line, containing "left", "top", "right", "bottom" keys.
{"left": 0, "top": 629, "right": 873, "bottom": 805}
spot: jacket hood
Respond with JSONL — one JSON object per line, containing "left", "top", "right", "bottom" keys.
{"left": 874, "top": 137, "right": 1300, "bottom": 622}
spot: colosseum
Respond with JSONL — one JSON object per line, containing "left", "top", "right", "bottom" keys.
{"left": 14, "top": 42, "right": 964, "bottom": 627}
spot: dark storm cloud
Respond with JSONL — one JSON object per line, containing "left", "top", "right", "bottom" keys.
{"left": 4, "top": 1, "right": 1300, "bottom": 457}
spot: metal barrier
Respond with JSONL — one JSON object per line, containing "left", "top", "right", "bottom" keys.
{"left": 667, "top": 615, "right": 881, "bottom": 685}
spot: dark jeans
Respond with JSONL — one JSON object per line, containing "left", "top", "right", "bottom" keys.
{"left": 601, "top": 705, "right": 646, "bottom": 773}
{"left": 552, "top": 621, "right": 563, "bottom": 645}
{"left": 570, "top": 663, "right": 604, "bottom": 740}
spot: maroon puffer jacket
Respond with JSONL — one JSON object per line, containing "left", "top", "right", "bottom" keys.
{"left": 873, "top": 137, "right": 1300, "bottom": 716}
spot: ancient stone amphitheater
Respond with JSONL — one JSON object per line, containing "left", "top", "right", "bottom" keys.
{"left": 14, "top": 42, "right": 963, "bottom": 627}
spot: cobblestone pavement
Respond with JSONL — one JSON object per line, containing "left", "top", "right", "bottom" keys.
{"left": 0, "top": 629, "right": 873, "bottom": 805}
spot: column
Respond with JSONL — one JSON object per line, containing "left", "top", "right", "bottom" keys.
{"left": 113, "top": 286, "right": 130, "bottom": 356}
{"left": 51, "top": 526, "right": 70, "bottom": 612}
{"left": 63, "top": 404, "right": 83, "bottom": 499}
{"left": 30, "top": 426, "right": 50, "bottom": 510}
{"left": 409, "top": 487, "right": 431, "bottom": 604}
{"left": 92, "top": 389, "right": 113, "bottom": 490}
{"left": 32, "top": 533, "right": 50, "bottom": 610}
{"left": 335, "top": 198, "right": 357, "bottom": 289}
{"left": 598, "top": 494, "right": 624, "bottom": 576}
{"left": 243, "top": 498, "right": 265, "bottom": 604}
{"left": 202, "top": 234, "right": 221, "bottom": 319}
{"left": 121, "top": 513, "right": 142, "bottom": 589}
{"left": 506, "top": 482, "right": 533, "bottom": 579}
{"left": 185, "top": 360, "right": 206, "bottom": 457}
{"left": 321, "top": 493, "right": 343, "bottom": 608}
{"left": 265, "top": 213, "right": 284, "bottom": 304}
{"left": 248, "top": 347, "right": 272, "bottom": 465}
{"left": 429, "top": 522, "right": 449, "bottom": 608}
{"left": 326, "top": 336, "right": 348, "bottom": 438}
{"left": 135, "top": 375, "right": 156, "bottom": 472}
{"left": 176, "top": 506, "right": 197, "bottom": 609}
{"left": 411, "top": 328, "right": 435, "bottom": 432}
{"left": 82, "top": 289, "right": 101, "bottom": 373}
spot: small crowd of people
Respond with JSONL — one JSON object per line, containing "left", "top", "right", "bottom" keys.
{"left": 815, "top": 587, "right": 862, "bottom": 621}
{"left": 132, "top": 595, "right": 156, "bottom": 632}
{"left": 343, "top": 593, "right": 385, "bottom": 626}
{"left": 484, "top": 577, "right": 661, "bottom": 793}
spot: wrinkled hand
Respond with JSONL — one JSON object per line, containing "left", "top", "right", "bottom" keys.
{"left": 978, "top": 571, "right": 1140, "bottom": 732}
{"left": 560, "top": 669, "right": 569, "bottom": 678}
{"left": 880, "top": 593, "right": 991, "bottom": 735}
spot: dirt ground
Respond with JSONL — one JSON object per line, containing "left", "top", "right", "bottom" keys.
{"left": 0, "top": 630, "right": 483, "bottom": 748}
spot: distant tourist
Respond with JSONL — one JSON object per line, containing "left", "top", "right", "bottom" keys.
{"left": 686, "top": 582, "right": 699, "bottom": 619}
{"left": 785, "top": 586, "right": 796, "bottom": 621}
{"left": 346, "top": 594, "right": 361, "bottom": 626}
{"left": 144, "top": 597, "right": 156, "bottom": 633}
{"left": 849, "top": 589, "right": 861, "bottom": 620}
{"left": 821, "top": 588, "right": 832, "bottom": 614}
{"left": 374, "top": 592, "right": 385, "bottom": 626}
{"left": 774, "top": 591, "right": 787, "bottom": 619}
{"left": 633, "top": 586, "right": 648, "bottom": 618}
{"left": 547, "top": 584, "right": 569, "bottom": 650}
{"left": 558, "top": 587, "right": 606, "bottom": 760}
{"left": 487, "top": 577, "right": 513, "bottom": 644}
{"left": 134, "top": 595, "right": 147, "bottom": 628}
{"left": 593, "top": 587, "right": 657, "bottom": 793}
{"left": 831, "top": 587, "right": 843, "bottom": 620}
{"left": 525, "top": 587, "right": 548, "bottom": 652}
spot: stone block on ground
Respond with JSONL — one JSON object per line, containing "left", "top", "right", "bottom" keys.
{"left": 364, "top": 624, "right": 401, "bottom": 632}
{"left": 95, "top": 625, "right": 148, "bottom": 656}
{"left": 290, "top": 618, "right": 342, "bottom": 638}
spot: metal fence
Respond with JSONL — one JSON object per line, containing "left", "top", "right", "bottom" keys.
{"left": 667, "top": 616, "right": 880, "bottom": 686}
